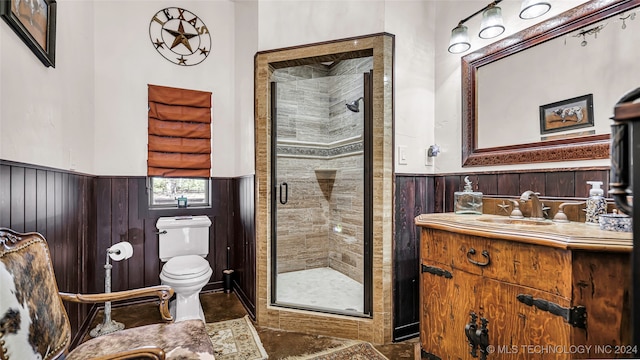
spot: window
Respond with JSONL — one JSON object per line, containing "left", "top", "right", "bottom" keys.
{"left": 149, "top": 177, "right": 210, "bottom": 208}
{"left": 146, "top": 84, "right": 212, "bottom": 209}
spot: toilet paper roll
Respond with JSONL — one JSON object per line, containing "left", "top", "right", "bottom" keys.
{"left": 108, "top": 241, "right": 134, "bottom": 261}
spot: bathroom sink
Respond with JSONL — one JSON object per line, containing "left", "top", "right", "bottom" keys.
{"left": 477, "top": 217, "right": 554, "bottom": 226}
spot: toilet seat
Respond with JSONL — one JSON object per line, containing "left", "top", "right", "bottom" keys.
{"left": 161, "top": 255, "right": 210, "bottom": 281}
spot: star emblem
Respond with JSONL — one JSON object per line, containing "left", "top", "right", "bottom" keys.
{"left": 177, "top": 55, "right": 187, "bottom": 65}
{"left": 164, "top": 21, "right": 198, "bottom": 53}
{"left": 497, "top": 201, "right": 511, "bottom": 215}
{"left": 199, "top": 47, "right": 209, "bottom": 56}
{"left": 153, "top": 39, "right": 164, "bottom": 50}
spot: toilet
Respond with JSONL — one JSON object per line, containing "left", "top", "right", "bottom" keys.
{"left": 156, "top": 215, "right": 213, "bottom": 322}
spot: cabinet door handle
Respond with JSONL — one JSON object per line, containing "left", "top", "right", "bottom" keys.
{"left": 467, "top": 248, "right": 490, "bottom": 267}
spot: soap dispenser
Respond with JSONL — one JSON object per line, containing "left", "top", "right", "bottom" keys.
{"left": 585, "top": 181, "right": 607, "bottom": 225}
{"left": 454, "top": 176, "right": 483, "bottom": 215}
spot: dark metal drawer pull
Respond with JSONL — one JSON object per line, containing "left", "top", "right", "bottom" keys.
{"left": 421, "top": 264, "right": 453, "bottom": 279}
{"left": 467, "top": 248, "right": 490, "bottom": 267}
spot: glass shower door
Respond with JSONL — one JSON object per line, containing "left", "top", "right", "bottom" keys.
{"left": 270, "top": 64, "right": 372, "bottom": 316}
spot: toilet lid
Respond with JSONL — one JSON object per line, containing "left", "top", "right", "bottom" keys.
{"left": 162, "top": 255, "right": 210, "bottom": 278}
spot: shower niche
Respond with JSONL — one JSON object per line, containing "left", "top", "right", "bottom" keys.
{"left": 271, "top": 57, "right": 373, "bottom": 316}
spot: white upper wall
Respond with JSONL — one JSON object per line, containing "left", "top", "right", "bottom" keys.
{"left": 385, "top": 0, "right": 435, "bottom": 174}
{"left": 234, "top": 1, "right": 259, "bottom": 176}
{"left": 1, "top": 0, "right": 95, "bottom": 173}
{"left": 93, "top": 0, "right": 237, "bottom": 176}
{"left": 1, "top": 0, "right": 613, "bottom": 178}
{"left": 256, "top": 1, "right": 386, "bottom": 51}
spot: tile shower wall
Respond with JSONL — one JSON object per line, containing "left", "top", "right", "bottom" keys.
{"left": 273, "top": 57, "right": 372, "bottom": 283}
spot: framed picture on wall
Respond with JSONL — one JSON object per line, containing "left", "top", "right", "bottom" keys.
{"left": 0, "top": 0, "right": 57, "bottom": 67}
{"left": 539, "top": 94, "right": 594, "bottom": 134}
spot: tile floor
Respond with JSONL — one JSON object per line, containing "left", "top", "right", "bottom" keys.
{"left": 81, "top": 291, "right": 418, "bottom": 359}
{"left": 276, "top": 267, "right": 364, "bottom": 313}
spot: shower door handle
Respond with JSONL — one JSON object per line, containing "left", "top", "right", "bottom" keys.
{"left": 279, "top": 182, "right": 289, "bottom": 204}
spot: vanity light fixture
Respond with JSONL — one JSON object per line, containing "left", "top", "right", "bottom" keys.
{"left": 448, "top": 24, "right": 471, "bottom": 53}
{"left": 448, "top": 0, "right": 552, "bottom": 54}
{"left": 519, "top": 0, "right": 551, "bottom": 20}
{"left": 479, "top": 4, "right": 505, "bottom": 39}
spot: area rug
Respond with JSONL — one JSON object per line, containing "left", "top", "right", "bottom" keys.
{"left": 283, "top": 341, "right": 389, "bottom": 360}
{"left": 206, "top": 315, "right": 269, "bottom": 360}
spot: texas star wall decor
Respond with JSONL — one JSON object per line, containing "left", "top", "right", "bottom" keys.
{"left": 149, "top": 7, "right": 211, "bottom": 66}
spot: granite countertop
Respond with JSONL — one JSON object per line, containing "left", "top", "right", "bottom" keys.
{"left": 415, "top": 213, "right": 633, "bottom": 252}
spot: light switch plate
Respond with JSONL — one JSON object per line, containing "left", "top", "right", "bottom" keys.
{"left": 398, "top": 146, "right": 407, "bottom": 165}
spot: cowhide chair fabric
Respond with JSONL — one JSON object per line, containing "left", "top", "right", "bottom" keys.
{"left": 0, "top": 229, "right": 215, "bottom": 360}
{"left": 0, "top": 229, "right": 71, "bottom": 360}
{"left": 68, "top": 320, "right": 215, "bottom": 360}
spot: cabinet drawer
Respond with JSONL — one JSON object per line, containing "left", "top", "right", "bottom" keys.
{"left": 421, "top": 228, "right": 572, "bottom": 299}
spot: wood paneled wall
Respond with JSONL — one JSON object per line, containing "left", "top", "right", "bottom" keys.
{"left": 434, "top": 169, "right": 609, "bottom": 212}
{"left": 392, "top": 167, "right": 610, "bottom": 341}
{"left": 93, "top": 177, "right": 236, "bottom": 294}
{"left": 393, "top": 176, "right": 433, "bottom": 341}
{"left": 0, "top": 161, "right": 95, "bottom": 340}
{"left": 1, "top": 159, "right": 608, "bottom": 345}
{"left": 232, "top": 175, "right": 256, "bottom": 318}
{"left": 1, "top": 161, "right": 257, "bottom": 344}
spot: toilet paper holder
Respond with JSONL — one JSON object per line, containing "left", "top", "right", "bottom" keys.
{"left": 90, "top": 241, "right": 133, "bottom": 337}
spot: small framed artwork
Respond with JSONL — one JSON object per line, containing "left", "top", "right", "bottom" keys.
{"left": 539, "top": 94, "right": 594, "bottom": 134}
{"left": 0, "top": 0, "right": 57, "bottom": 67}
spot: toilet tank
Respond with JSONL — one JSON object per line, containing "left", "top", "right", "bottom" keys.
{"left": 156, "top": 215, "right": 212, "bottom": 262}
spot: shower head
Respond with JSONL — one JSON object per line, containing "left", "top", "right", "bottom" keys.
{"left": 346, "top": 97, "right": 364, "bottom": 113}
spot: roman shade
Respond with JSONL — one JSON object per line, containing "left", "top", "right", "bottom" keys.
{"left": 148, "top": 84, "right": 212, "bottom": 177}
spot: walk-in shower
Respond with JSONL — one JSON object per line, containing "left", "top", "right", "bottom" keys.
{"left": 270, "top": 57, "right": 373, "bottom": 316}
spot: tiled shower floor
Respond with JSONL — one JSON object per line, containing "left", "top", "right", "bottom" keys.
{"left": 276, "top": 267, "right": 364, "bottom": 313}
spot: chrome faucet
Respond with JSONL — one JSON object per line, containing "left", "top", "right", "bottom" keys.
{"left": 520, "top": 191, "right": 544, "bottom": 220}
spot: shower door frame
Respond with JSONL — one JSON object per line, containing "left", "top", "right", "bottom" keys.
{"left": 269, "top": 70, "right": 374, "bottom": 317}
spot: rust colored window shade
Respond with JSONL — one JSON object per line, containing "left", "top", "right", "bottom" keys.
{"left": 148, "top": 84, "right": 212, "bottom": 178}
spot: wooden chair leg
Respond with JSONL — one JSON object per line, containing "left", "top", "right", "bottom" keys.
{"left": 414, "top": 342, "right": 422, "bottom": 359}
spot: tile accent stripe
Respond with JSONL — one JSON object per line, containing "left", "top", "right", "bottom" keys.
{"left": 277, "top": 135, "right": 363, "bottom": 159}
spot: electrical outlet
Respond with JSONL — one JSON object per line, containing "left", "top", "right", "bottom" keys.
{"left": 69, "top": 149, "right": 77, "bottom": 171}
{"left": 398, "top": 146, "right": 408, "bottom": 165}
{"left": 425, "top": 149, "right": 434, "bottom": 167}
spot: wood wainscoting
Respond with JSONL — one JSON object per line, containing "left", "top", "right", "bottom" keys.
{"left": 0, "top": 160, "right": 95, "bottom": 343}
{"left": 1, "top": 159, "right": 609, "bottom": 345}
{"left": 393, "top": 167, "right": 611, "bottom": 341}
{"left": 0, "top": 161, "right": 256, "bottom": 345}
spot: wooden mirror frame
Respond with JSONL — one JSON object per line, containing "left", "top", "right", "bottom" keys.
{"left": 462, "top": 0, "right": 639, "bottom": 167}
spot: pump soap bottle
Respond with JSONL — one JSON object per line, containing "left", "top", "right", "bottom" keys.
{"left": 454, "top": 176, "right": 483, "bottom": 215}
{"left": 585, "top": 181, "right": 607, "bottom": 225}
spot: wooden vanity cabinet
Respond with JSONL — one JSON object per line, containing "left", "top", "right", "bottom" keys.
{"left": 418, "top": 226, "right": 632, "bottom": 360}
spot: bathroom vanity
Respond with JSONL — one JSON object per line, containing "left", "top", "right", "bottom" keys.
{"left": 415, "top": 213, "right": 633, "bottom": 360}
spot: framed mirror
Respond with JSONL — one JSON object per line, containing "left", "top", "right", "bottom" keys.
{"left": 462, "top": 0, "right": 640, "bottom": 167}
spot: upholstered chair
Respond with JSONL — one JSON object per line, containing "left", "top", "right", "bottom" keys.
{"left": 0, "top": 228, "right": 215, "bottom": 360}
